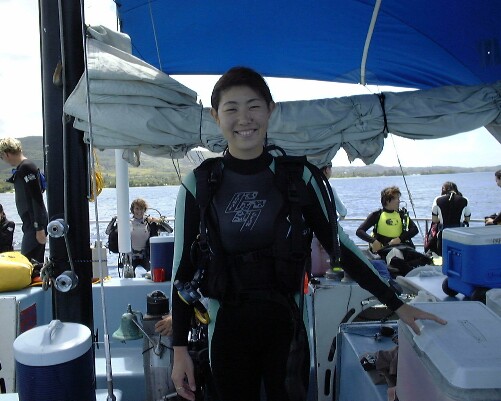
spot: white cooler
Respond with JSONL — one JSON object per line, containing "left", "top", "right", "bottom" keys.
{"left": 397, "top": 302, "right": 501, "bottom": 401}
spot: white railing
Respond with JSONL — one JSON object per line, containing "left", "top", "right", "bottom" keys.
{"left": 11, "top": 217, "right": 485, "bottom": 254}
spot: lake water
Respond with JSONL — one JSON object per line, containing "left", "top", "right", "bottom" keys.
{"left": 0, "top": 171, "right": 498, "bottom": 266}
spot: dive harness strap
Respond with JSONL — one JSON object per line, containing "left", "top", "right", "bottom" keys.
{"left": 275, "top": 156, "right": 310, "bottom": 272}
{"left": 173, "top": 158, "right": 222, "bottom": 312}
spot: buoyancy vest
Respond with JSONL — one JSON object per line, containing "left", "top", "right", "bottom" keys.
{"left": 190, "top": 153, "right": 340, "bottom": 299}
{"left": 373, "top": 208, "right": 411, "bottom": 246}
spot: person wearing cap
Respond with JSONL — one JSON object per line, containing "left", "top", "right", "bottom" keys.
{"left": 0, "top": 204, "right": 15, "bottom": 253}
{"left": 321, "top": 162, "right": 347, "bottom": 219}
{"left": 0, "top": 137, "right": 47, "bottom": 262}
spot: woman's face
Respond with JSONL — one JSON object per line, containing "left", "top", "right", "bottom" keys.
{"left": 133, "top": 205, "right": 145, "bottom": 219}
{"left": 211, "top": 85, "right": 274, "bottom": 160}
{"left": 385, "top": 195, "right": 400, "bottom": 211}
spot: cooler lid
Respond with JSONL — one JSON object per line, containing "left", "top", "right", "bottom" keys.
{"left": 150, "top": 235, "right": 174, "bottom": 243}
{"left": 13, "top": 320, "right": 92, "bottom": 366}
{"left": 442, "top": 226, "right": 501, "bottom": 246}
{"left": 400, "top": 302, "right": 501, "bottom": 390}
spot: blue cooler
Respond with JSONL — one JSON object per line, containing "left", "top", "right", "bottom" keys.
{"left": 13, "top": 320, "right": 96, "bottom": 401}
{"left": 442, "top": 226, "right": 501, "bottom": 299}
{"left": 150, "top": 235, "right": 174, "bottom": 281}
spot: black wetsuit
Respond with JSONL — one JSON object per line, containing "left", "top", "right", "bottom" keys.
{"left": 0, "top": 216, "right": 15, "bottom": 252}
{"left": 432, "top": 192, "right": 470, "bottom": 254}
{"left": 172, "top": 151, "right": 402, "bottom": 401}
{"left": 12, "top": 159, "right": 48, "bottom": 262}
{"left": 433, "top": 193, "right": 470, "bottom": 228}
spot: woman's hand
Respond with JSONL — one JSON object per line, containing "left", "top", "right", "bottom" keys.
{"left": 36, "top": 230, "right": 47, "bottom": 245}
{"left": 371, "top": 239, "right": 383, "bottom": 252}
{"left": 172, "top": 346, "right": 197, "bottom": 401}
{"left": 154, "top": 315, "right": 173, "bottom": 336}
{"left": 388, "top": 237, "right": 401, "bottom": 246}
{"left": 395, "top": 303, "right": 447, "bottom": 335}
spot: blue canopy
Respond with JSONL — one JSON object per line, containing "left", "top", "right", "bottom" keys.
{"left": 117, "top": 0, "right": 501, "bottom": 89}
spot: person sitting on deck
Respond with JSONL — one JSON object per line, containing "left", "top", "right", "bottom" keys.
{"left": 320, "top": 162, "right": 347, "bottom": 219}
{"left": 129, "top": 198, "right": 161, "bottom": 271}
{"left": 429, "top": 181, "right": 471, "bottom": 256}
{"left": 485, "top": 170, "right": 501, "bottom": 226}
{"left": 0, "top": 203, "right": 15, "bottom": 253}
{"left": 356, "top": 186, "right": 430, "bottom": 276}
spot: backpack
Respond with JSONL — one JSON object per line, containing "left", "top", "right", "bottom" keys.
{"left": 105, "top": 216, "right": 119, "bottom": 253}
{"left": 38, "top": 169, "right": 47, "bottom": 193}
{"left": 6, "top": 167, "right": 47, "bottom": 194}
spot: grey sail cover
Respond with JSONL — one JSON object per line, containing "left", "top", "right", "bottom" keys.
{"left": 64, "top": 26, "right": 501, "bottom": 166}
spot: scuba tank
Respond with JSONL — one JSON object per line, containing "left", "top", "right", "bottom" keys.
{"left": 141, "top": 290, "right": 176, "bottom": 401}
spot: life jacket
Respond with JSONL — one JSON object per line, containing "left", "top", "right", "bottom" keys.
{"left": 372, "top": 208, "right": 412, "bottom": 246}
{"left": 190, "top": 153, "right": 340, "bottom": 299}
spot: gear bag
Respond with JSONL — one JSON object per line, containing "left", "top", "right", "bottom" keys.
{"left": 105, "top": 216, "right": 119, "bottom": 254}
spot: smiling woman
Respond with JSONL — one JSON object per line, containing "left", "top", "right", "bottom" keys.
{"left": 169, "top": 65, "right": 446, "bottom": 401}
{"left": 210, "top": 68, "right": 276, "bottom": 160}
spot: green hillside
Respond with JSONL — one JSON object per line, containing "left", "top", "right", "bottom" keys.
{"left": 0, "top": 136, "right": 499, "bottom": 193}
{"left": 0, "top": 136, "right": 212, "bottom": 192}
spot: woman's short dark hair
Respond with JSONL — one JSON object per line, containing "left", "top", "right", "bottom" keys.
{"left": 211, "top": 66, "right": 273, "bottom": 110}
{"left": 441, "top": 181, "right": 462, "bottom": 196}
{"left": 495, "top": 170, "right": 501, "bottom": 179}
{"left": 380, "top": 186, "right": 401, "bottom": 206}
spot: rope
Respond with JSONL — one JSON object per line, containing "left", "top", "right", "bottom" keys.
{"left": 89, "top": 149, "right": 104, "bottom": 201}
{"left": 377, "top": 93, "right": 389, "bottom": 135}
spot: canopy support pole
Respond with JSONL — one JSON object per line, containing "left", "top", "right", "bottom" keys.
{"left": 360, "top": 0, "right": 382, "bottom": 85}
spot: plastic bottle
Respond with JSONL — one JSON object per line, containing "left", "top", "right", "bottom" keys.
{"left": 91, "top": 240, "right": 108, "bottom": 278}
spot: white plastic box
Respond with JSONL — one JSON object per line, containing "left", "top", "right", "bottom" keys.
{"left": 486, "top": 288, "right": 501, "bottom": 317}
{"left": 442, "top": 226, "right": 501, "bottom": 297}
{"left": 397, "top": 302, "right": 501, "bottom": 401}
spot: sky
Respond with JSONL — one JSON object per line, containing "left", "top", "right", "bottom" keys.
{"left": 0, "top": 0, "right": 499, "bottom": 168}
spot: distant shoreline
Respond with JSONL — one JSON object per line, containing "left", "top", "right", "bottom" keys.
{"left": 0, "top": 136, "right": 498, "bottom": 192}
{"left": 1, "top": 165, "right": 498, "bottom": 193}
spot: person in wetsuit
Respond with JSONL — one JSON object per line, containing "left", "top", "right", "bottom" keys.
{"left": 0, "top": 203, "right": 15, "bottom": 252}
{"left": 356, "top": 186, "right": 418, "bottom": 252}
{"left": 0, "top": 137, "right": 47, "bottom": 262}
{"left": 321, "top": 162, "right": 347, "bottom": 219}
{"left": 170, "top": 67, "right": 446, "bottom": 401}
{"left": 431, "top": 182, "right": 471, "bottom": 255}
{"left": 356, "top": 186, "right": 427, "bottom": 275}
{"left": 129, "top": 198, "right": 161, "bottom": 271}
{"left": 485, "top": 170, "right": 501, "bottom": 226}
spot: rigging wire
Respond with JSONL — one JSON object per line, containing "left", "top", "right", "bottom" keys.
{"left": 171, "top": 157, "right": 182, "bottom": 183}
{"left": 388, "top": 134, "right": 425, "bottom": 240}
{"left": 147, "top": 0, "right": 163, "bottom": 71}
{"left": 77, "top": 1, "right": 117, "bottom": 400}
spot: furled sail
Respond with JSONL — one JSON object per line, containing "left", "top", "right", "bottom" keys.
{"left": 64, "top": 26, "right": 501, "bottom": 167}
